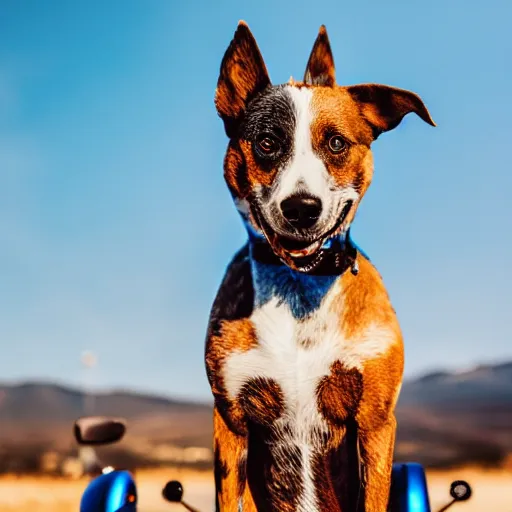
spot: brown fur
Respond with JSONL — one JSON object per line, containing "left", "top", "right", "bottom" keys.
{"left": 340, "top": 254, "right": 402, "bottom": 341}
{"left": 316, "top": 362, "right": 364, "bottom": 426}
{"left": 304, "top": 25, "right": 336, "bottom": 87}
{"left": 224, "top": 143, "right": 249, "bottom": 199}
{"left": 214, "top": 22, "right": 270, "bottom": 139}
{"left": 206, "top": 318, "right": 258, "bottom": 435}
{"left": 239, "top": 377, "right": 285, "bottom": 427}
{"left": 214, "top": 407, "right": 258, "bottom": 512}
{"left": 347, "top": 84, "right": 436, "bottom": 134}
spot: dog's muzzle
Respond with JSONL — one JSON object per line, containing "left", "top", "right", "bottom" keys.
{"left": 253, "top": 200, "right": 354, "bottom": 272}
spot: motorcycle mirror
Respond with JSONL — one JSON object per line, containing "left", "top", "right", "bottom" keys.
{"left": 450, "top": 480, "right": 472, "bottom": 501}
{"left": 436, "top": 479, "right": 472, "bottom": 512}
{"left": 162, "top": 480, "right": 184, "bottom": 502}
{"left": 162, "top": 480, "right": 201, "bottom": 512}
{"left": 74, "top": 416, "right": 126, "bottom": 445}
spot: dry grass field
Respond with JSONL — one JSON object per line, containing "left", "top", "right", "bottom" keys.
{"left": 0, "top": 467, "right": 510, "bottom": 511}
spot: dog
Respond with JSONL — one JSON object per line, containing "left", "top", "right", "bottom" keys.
{"left": 205, "top": 22, "right": 435, "bottom": 512}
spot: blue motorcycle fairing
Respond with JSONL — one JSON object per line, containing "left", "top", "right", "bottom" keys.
{"left": 390, "top": 462, "right": 431, "bottom": 512}
{"left": 80, "top": 469, "right": 137, "bottom": 512}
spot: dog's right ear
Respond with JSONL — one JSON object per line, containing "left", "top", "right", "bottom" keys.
{"left": 215, "top": 21, "right": 271, "bottom": 138}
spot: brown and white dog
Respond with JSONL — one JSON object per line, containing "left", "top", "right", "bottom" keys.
{"left": 205, "top": 22, "right": 435, "bottom": 512}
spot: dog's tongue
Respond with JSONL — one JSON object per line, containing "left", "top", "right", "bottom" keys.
{"left": 278, "top": 237, "right": 323, "bottom": 258}
{"left": 278, "top": 237, "right": 313, "bottom": 251}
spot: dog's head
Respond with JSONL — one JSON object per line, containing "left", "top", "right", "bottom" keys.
{"left": 215, "top": 22, "right": 435, "bottom": 272}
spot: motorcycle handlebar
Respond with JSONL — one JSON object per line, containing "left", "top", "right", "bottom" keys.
{"left": 163, "top": 478, "right": 472, "bottom": 512}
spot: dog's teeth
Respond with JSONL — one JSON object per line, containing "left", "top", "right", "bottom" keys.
{"left": 309, "top": 240, "right": 322, "bottom": 254}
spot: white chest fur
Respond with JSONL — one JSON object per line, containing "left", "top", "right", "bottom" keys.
{"left": 223, "top": 262, "right": 394, "bottom": 425}
{"left": 224, "top": 283, "right": 341, "bottom": 435}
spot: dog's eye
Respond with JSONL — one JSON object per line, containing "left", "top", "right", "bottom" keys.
{"left": 328, "top": 135, "right": 347, "bottom": 154}
{"left": 257, "top": 135, "right": 279, "bottom": 155}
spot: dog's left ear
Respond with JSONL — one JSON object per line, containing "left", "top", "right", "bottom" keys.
{"left": 304, "top": 25, "right": 336, "bottom": 87}
{"left": 215, "top": 21, "right": 271, "bottom": 138}
{"left": 347, "top": 84, "right": 436, "bottom": 137}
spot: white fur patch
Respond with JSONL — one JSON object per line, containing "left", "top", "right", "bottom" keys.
{"left": 272, "top": 87, "right": 335, "bottom": 209}
{"left": 235, "top": 197, "right": 251, "bottom": 216}
{"left": 222, "top": 270, "right": 396, "bottom": 511}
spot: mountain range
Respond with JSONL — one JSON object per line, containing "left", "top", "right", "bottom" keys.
{"left": 0, "top": 361, "right": 510, "bottom": 470}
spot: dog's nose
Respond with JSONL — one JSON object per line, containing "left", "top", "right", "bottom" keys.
{"left": 280, "top": 195, "right": 322, "bottom": 229}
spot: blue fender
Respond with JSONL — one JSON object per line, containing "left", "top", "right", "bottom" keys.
{"left": 80, "top": 470, "right": 137, "bottom": 512}
{"left": 390, "top": 463, "right": 431, "bottom": 512}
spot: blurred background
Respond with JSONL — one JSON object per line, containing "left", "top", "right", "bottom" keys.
{"left": 1, "top": 0, "right": 511, "bottom": 511}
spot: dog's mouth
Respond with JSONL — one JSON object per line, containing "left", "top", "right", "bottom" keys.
{"left": 254, "top": 201, "right": 353, "bottom": 272}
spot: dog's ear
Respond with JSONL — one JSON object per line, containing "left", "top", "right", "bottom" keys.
{"left": 304, "top": 25, "right": 336, "bottom": 87}
{"left": 347, "top": 84, "right": 436, "bottom": 138}
{"left": 215, "top": 21, "right": 271, "bottom": 138}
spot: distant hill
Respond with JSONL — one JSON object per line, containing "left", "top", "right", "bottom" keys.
{"left": 399, "top": 362, "right": 512, "bottom": 408}
{"left": 0, "top": 362, "right": 511, "bottom": 470}
{"left": 395, "top": 362, "right": 512, "bottom": 467}
{"left": 0, "top": 381, "right": 210, "bottom": 421}
{"left": 0, "top": 381, "right": 212, "bottom": 450}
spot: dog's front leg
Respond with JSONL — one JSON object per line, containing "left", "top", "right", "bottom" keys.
{"left": 356, "top": 344, "right": 403, "bottom": 512}
{"left": 357, "top": 417, "right": 397, "bottom": 512}
{"left": 213, "top": 406, "right": 256, "bottom": 512}
{"left": 207, "top": 324, "right": 258, "bottom": 512}
{"left": 205, "top": 245, "right": 257, "bottom": 511}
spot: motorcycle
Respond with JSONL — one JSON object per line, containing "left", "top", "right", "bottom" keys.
{"left": 76, "top": 416, "right": 471, "bottom": 512}
{"left": 75, "top": 416, "right": 137, "bottom": 512}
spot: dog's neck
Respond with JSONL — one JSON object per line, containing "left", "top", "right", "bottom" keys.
{"left": 244, "top": 221, "right": 364, "bottom": 319}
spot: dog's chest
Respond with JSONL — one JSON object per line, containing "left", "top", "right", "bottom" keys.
{"left": 223, "top": 262, "right": 357, "bottom": 429}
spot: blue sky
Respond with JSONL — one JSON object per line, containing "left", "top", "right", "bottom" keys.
{"left": 1, "top": 0, "right": 511, "bottom": 400}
